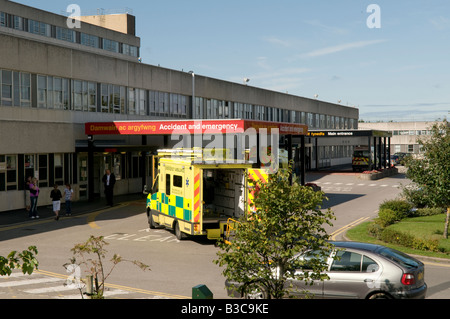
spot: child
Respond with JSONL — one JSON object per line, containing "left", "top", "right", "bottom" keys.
{"left": 64, "top": 183, "right": 73, "bottom": 216}
{"left": 50, "top": 184, "right": 62, "bottom": 221}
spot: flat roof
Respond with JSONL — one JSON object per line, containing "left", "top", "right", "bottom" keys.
{"left": 308, "top": 129, "right": 392, "bottom": 138}
{"left": 85, "top": 119, "right": 308, "bottom": 136}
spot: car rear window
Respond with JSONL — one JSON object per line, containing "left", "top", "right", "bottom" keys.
{"left": 378, "top": 247, "right": 420, "bottom": 269}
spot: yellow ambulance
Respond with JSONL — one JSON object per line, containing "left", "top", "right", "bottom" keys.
{"left": 145, "top": 148, "right": 285, "bottom": 240}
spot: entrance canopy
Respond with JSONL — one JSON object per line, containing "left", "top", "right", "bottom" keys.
{"left": 308, "top": 129, "right": 392, "bottom": 138}
{"left": 308, "top": 129, "right": 393, "bottom": 170}
{"left": 85, "top": 119, "right": 308, "bottom": 136}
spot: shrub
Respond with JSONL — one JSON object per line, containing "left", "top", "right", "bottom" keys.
{"left": 377, "top": 208, "right": 408, "bottom": 227}
{"left": 379, "top": 199, "right": 412, "bottom": 218}
{"left": 380, "top": 228, "right": 440, "bottom": 252}
{"left": 367, "top": 222, "right": 383, "bottom": 239}
{"left": 411, "top": 207, "right": 445, "bottom": 217}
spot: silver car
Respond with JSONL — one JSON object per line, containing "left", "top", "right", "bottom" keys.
{"left": 226, "top": 241, "right": 427, "bottom": 299}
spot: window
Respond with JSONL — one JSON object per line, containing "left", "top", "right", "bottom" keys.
{"left": 56, "top": 26, "right": 75, "bottom": 43}
{"left": 38, "top": 154, "right": 48, "bottom": 187}
{"left": 37, "top": 75, "right": 47, "bottom": 108}
{"left": 138, "top": 89, "right": 147, "bottom": 115}
{"left": 13, "top": 16, "right": 23, "bottom": 31}
{"left": 101, "top": 84, "right": 109, "bottom": 113}
{"left": 0, "top": 155, "right": 5, "bottom": 191}
{"left": 408, "top": 145, "right": 414, "bottom": 153}
{"left": 0, "top": 12, "right": 6, "bottom": 27}
{"left": 88, "top": 82, "right": 97, "bottom": 112}
{"left": 81, "top": 33, "right": 99, "bottom": 48}
{"left": 6, "top": 155, "right": 17, "bottom": 190}
{"left": 24, "top": 155, "right": 35, "bottom": 182}
{"left": 1, "top": 70, "right": 12, "bottom": 106}
{"left": 128, "top": 88, "right": 136, "bottom": 114}
{"left": 165, "top": 174, "right": 171, "bottom": 196}
{"left": 103, "top": 39, "right": 119, "bottom": 53}
{"left": 73, "top": 80, "right": 83, "bottom": 111}
{"left": 20, "top": 73, "right": 31, "bottom": 107}
{"left": 173, "top": 175, "right": 183, "bottom": 188}
{"left": 362, "top": 256, "right": 379, "bottom": 272}
{"left": 330, "top": 250, "right": 362, "bottom": 272}
{"left": 123, "top": 44, "right": 138, "bottom": 57}
{"left": 112, "top": 85, "right": 121, "bottom": 114}
{"left": 29, "top": 20, "right": 50, "bottom": 37}
{"left": 54, "top": 154, "right": 64, "bottom": 184}
{"left": 53, "top": 77, "right": 63, "bottom": 109}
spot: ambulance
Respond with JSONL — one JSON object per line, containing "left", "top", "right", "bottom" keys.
{"left": 352, "top": 146, "right": 374, "bottom": 172}
{"left": 145, "top": 148, "right": 287, "bottom": 241}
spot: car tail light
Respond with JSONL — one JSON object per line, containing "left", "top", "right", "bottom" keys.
{"left": 401, "top": 273, "right": 415, "bottom": 285}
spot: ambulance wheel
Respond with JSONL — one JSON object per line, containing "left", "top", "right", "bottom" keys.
{"left": 149, "top": 212, "right": 157, "bottom": 229}
{"left": 174, "top": 222, "right": 187, "bottom": 240}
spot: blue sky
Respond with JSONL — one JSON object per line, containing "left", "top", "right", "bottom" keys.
{"left": 16, "top": 0, "right": 450, "bottom": 121}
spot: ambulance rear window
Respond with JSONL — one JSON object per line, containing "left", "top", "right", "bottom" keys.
{"left": 173, "top": 175, "right": 183, "bottom": 188}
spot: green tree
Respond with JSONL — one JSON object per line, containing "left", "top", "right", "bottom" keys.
{"left": 404, "top": 120, "right": 450, "bottom": 238}
{"left": 0, "top": 246, "right": 39, "bottom": 276}
{"left": 215, "top": 165, "right": 335, "bottom": 299}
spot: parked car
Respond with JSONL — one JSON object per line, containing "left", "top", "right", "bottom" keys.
{"left": 225, "top": 241, "right": 427, "bottom": 299}
{"left": 390, "top": 154, "right": 400, "bottom": 165}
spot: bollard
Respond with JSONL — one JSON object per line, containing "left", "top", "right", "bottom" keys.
{"left": 85, "top": 275, "right": 94, "bottom": 296}
{"left": 192, "top": 284, "right": 213, "bottom": 299}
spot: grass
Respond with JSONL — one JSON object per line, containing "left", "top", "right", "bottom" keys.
{"left": 346, "top": 214, "right": 450, "bottom": 260}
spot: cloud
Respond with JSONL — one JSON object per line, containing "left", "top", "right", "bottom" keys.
{"left": 297, "top": 39, "right": 387, "bottom": 59}
{"left": 430, "top": 16, "right": 450, "bottom": 30}
{"left": 262, "top": 36, "right": 292, "bottom": 48}
{"left": 304, "top": 20, "right": 348, "bottom": 35}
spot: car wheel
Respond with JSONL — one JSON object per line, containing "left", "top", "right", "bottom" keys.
{"left": 244, "top": 283, "right": 268, "bottom": 299}
{"left": 368, "top": 292, "right": 392, "bottom": 299}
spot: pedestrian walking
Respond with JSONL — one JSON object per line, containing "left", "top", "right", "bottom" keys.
{"left": 50, "top": 184, "right": 62, "bottom": 221}
{"left": 102, "top": 169, "right": 116, "bottom": 206}
{"left": 64, "top": 183, "right": 73, "bottom": 216}
{"left": 29, "top": 178, "right": 39, "bottom": 219}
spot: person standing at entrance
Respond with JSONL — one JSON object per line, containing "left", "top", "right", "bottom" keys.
{"left": 102, "top": 169, "right": 116, "bottom": 206}
{"left": 50, "top": 184, "right": 62, "bottom": 221}
{"left": 64, "top": 183, "right": 73, "bottom": 216}
{"left": 29, "top": 178, "right": 39, "bottom": 219}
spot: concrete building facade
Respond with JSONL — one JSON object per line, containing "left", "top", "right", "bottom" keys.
{"left": 0, "top": 0, "right": 359, "bottom": 212}
{"left": 359, "top": 121, "right": 442, "bottom": 155}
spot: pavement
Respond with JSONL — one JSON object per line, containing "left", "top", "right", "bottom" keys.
{"left": 0, "top": 193, "right": 147, "bottom": 228}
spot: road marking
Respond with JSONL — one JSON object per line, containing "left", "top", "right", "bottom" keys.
{"left": 87, "top": 203, "right": 128, "bottom": 229}
{"left": 330, "top": 216, "right": 371, "bottom": 241}
{"left": 23, "top": 284, "right": 75, "bottom": 294}
{"left": 55, "top": 289, "right": 131, "bottom": 299}
{"left": 0, "top": 277, "right": 61, "bottom": 288}
{"left": 28, "top": 269, "right": 189, "bottom": 299}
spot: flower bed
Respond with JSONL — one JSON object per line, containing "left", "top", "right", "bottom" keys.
{"left": 358, "top": 167, "right": 398, "bottom": 180}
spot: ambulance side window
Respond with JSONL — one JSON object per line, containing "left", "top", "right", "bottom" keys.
{"left": 166, "top": 174, "right": 171, "bottom": 195}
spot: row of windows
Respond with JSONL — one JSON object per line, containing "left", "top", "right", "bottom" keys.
{"left": 392, "top": 130, "right": 434, "bottom": 136}
{"left": 195, "top": 97, "right": 357, "bottom": 129}
{"left": 1, "top": 67, "right": 358, "bottom": 128}
{"left": 0, "top": 154, "right": 72, "bottom": 191}
{"left": 0, "top": 11, "right": 139, "bottom": 57}
{"left": 0, "top": 69, "right": 189, "bottom": 117}
{"left": 0, "top": 151, "right": 148, "bottom": 193}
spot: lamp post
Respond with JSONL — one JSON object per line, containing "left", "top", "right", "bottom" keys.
{"left": 189, "top": 71, "right": 196, "bottom": 118}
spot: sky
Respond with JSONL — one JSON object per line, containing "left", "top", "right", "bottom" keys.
{"left": 15, "top": 0, "right": 450, "bottom": 122}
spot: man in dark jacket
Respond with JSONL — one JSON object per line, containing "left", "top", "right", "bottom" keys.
{"left": 102, "top": 169, "right": 116, "bottom": 206}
